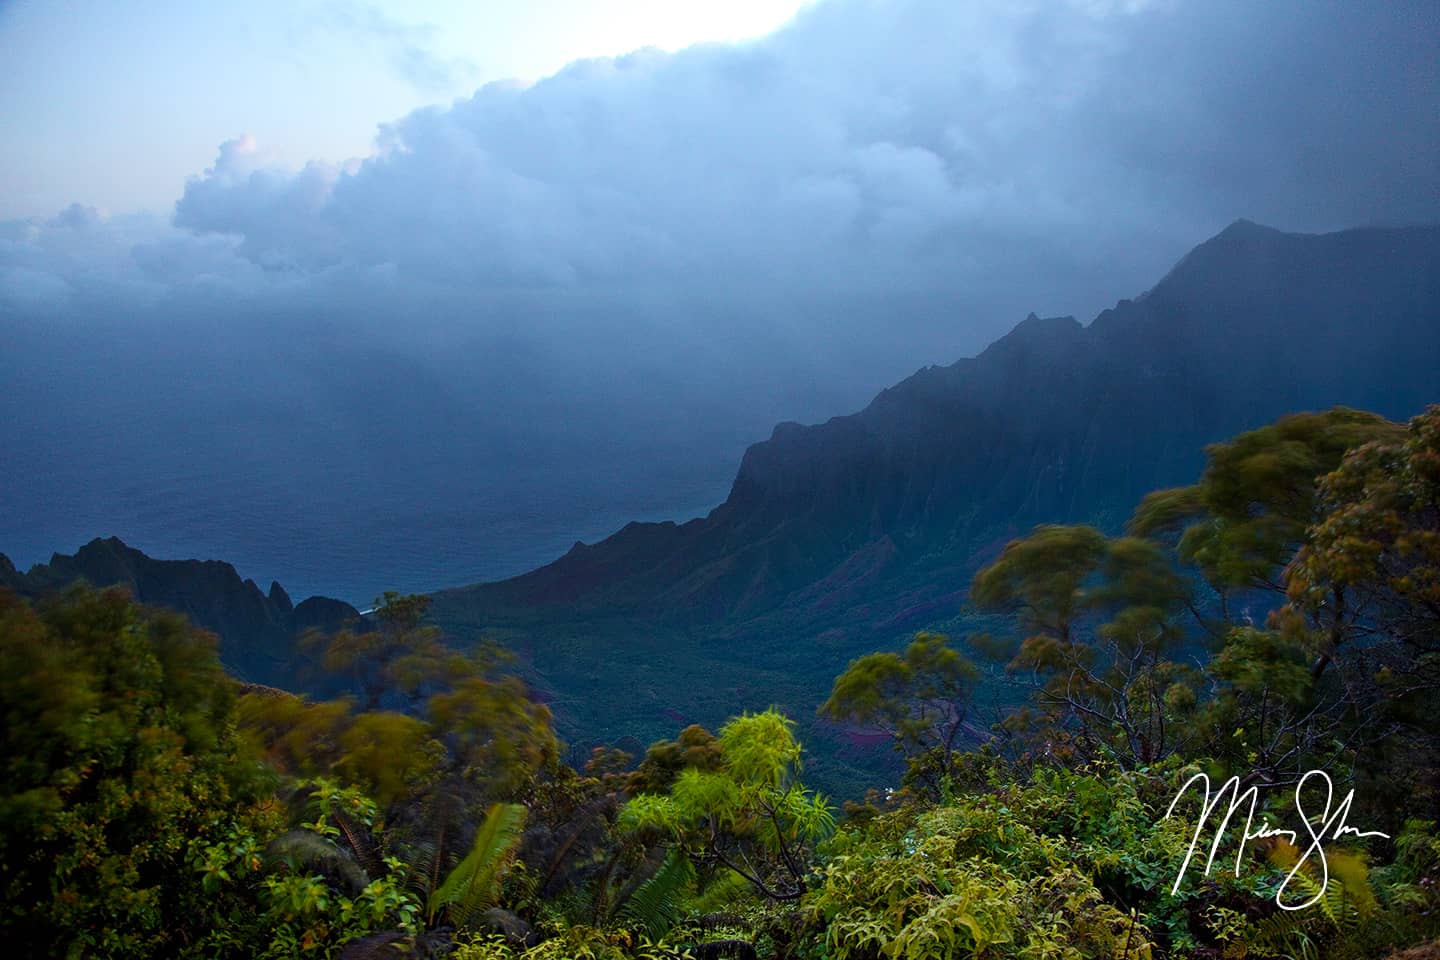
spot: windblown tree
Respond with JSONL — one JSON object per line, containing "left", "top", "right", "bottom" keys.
{"left": 305, "top": 591, "right": 472, "bottom": 711}
{"left": 1129, "top": 407, "right": 1403, "bottom": 630}
{"left": 819, "top": 632, "right": 979, "bottom": 795}
{"left": 1280, "top": 406, "right": 1440, "bottom": 824}
{"left": 1285, "top": 405, "right": 1440, "bottom": 677}
{"left": 237, "top": 606, "right": 560, "bottom": 954}
{"left": 970, "top": 526, "right": 1202, "bottom": 769}
{"left": 1124, "top": 407, "right": 1420, "bottom": 788}
{"left": 0, "top": 586, "right": 283, "bottom": 957}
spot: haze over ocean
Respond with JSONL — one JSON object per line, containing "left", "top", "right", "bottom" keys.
{"left": 3, "top": 0, "right": 1435, "bottom": 604}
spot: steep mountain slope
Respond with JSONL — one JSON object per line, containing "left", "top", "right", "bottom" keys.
{"left": 7, "top": 220, "right": 1433, "bottom": 793}
{"left": 425, "top": 221, "right": 1438, "bottom": 788}
{"left": 435, "top": 221, "right": 1440, "bottom": 636}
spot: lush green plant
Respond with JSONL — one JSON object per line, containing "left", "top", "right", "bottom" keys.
{"left": 807, "top": 789, "right": 1157, "bottom": 959}
{"left": 820, "top": 632, "right": 979, "bottom": 796}
{"left": 624, "top": 710, "right": 834, "bottom": 903}
{"left": 0, "top": 586, "right": 284, "bottom": 957}
{"left": 430, "top": 802, "right": 529, "bottom": 930}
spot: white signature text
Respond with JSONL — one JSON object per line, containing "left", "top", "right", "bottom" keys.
{"left": 1163, "top": 769, "right": 1390, "bottom": 910}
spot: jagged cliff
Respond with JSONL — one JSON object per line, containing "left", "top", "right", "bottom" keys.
{"left": 7, "top": 220, "right": 1436, "bottom": 784}
{"left": 0, "top": 536, "right": 358, "bottom": 684}
{"left": 433, "top": 220, "right": 1440, "bottom": 639}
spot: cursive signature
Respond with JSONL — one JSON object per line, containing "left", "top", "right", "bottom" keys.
{"left": 1164, "top": 769, "right": 1390, "bottom": 910}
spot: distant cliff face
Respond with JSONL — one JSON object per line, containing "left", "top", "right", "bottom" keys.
{"left": 434, "top": 221, "right": 1440, "bottom": 638}
{"left": 1, "top": 537, "right": 358, "bottom": 685}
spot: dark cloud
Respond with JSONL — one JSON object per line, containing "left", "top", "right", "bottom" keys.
{"left": 2, "top": 0, "right": 1436, "bottom": 599}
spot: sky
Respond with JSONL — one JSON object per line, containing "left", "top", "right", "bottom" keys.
{"left": 1, "top": 0, "right": 1437, "bottom": 601}
{"left": 0, "top": 0, "right": 816, "bottom": 218}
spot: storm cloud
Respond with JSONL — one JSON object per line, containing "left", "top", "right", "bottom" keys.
{"left": 3, "top": 0, "right": 1436, "bottom": 601}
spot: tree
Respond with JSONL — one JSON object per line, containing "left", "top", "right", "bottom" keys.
{"left": 628, "top": 724, "right": 725, "bottom": 795}
{"left": 1116, "top": 408, "right": 1414, "bottom": 791}
{"left": 970, "top": 527, "right": 1201, "bottom": 768}
{"left": 0, "top": 586, "right": 282, "bottom": 957}
{"left": 1285, "top": 405, "right": 1440, "bottom": 677}
{"left": 427, "top": 670, "right": 559, "bottom": 801}
{"left": 819, "top": 632, "right": 979, "bottom": 794}
{"left": 305, "top": 592, "right": 470, "bottom": 712}
{"left": 1278, "top": 406, "right": 1440, "bottom": 823}
{"left": 624, "top": 710, "right": 832, "bottom": 902}
{"left": 1130, "top": 407, "right": 1402, "bottom": 625}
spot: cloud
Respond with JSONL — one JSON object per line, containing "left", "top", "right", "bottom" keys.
{"left": 158, "top": 0, "right": 1437, "bottom": 304}
{"left": 2, "top": 0, "right": 1437, "bottom": 595}
{"left": 319, "top": 2, "right": 481, "bottom": 94}
{"left": 173, "top": 135, "right": 350, "bottom": 270}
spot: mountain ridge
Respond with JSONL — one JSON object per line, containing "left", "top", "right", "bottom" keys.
{"left": 5, "top": 219, "right": 1437, "bottom": 785}
{"left": 431, "top": 220, "right": 1440, "bottom": 643}
{"left": 0, "top": 536, "right": 358, "bottom": 684}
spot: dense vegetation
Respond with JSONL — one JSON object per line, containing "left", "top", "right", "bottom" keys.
{"left": 4, "top": 405, "right": 1438, "bottom": 958}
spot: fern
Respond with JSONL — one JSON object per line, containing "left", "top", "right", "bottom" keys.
{"left": 266, "top": 828, "right": 370, "bottom": 895}
{"left": 1242, "top": 845, "right": 1374, "bottom": 958}
{"left": 687, "top": 871, "right": 751, "bottom": 916}
{"left": 620, "top": 847, "right": 696, "bottom": 939}
{"left": 694, "top": 940, "right": 758, "bottom": 960}
{"left": 334, "top": 805, "right": 385, "bottom": 880}
{"left": 429, "top": 802, "right": 528, "bottom": 931}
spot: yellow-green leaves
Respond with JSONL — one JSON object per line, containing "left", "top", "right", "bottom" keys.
{"left": 820, "top": 633, "right": 979, "bottom": 792}
{"left": 718, "top": 710, "right": 801, "bottom": 788}
{"left": 429, "top": 802, "right": 528, "bottom": 931}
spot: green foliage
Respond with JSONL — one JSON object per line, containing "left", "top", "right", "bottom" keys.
{"left": 819, "top": 632, "right": 979, "bottom": 791}
{"left": 0, "top": 586, "right": 282, "bottom": 957}
{"left": 449, "top": 921, "right": 690, "bottom": 960}
{"left": 621, "top": 711, "right": 833, "bottom": 909}
{"left": 431, "top": 802, "right": 529, "bottom": 930}
{"left": 334, "top": 711, "right": 445, "bottom": 807}
{"left": 621, "top": 847, "right": 697, "bottom": 939}
{"left": 808, "top": 781, "right": 1158, "bottom": 959}
{"left": 428, "top": 672, "right": 560, "bottom": 798}
{"left": 971, "top": 525, "right": 1110, "bottom": 640}
{"left": 11, "top": 407, "right": 1440, "bottom": 960}
{"left": 630, "top": 725, "right": 726, "bottom": 795}
{"left": 719, "top": 711, "right": 804, "bottom": 789}
{"left": 1130, "top": 407, "right": 1402, "bottom": 597}
{"left": 1286, "top": 405, "right": 1440, "bottom": 679}
{"left": 972, "top": 528, "right": 1200, "bottom": 768}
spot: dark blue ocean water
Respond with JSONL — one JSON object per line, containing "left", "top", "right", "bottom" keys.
{"left": 1, "top": 421, "right": 734, "bottom": 606}
{"left": 0, "top": 314, "right": 753, "bottom": 606}
{"left": 1, "top": 286, "right": 939, "bottom": 605}
{"left": 2, "top": 461, "right": 732, "bottom": 609}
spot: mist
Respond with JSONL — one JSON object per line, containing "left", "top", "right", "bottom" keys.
{"left": 3, "top": 0, "right": 1436, "bottom": 603}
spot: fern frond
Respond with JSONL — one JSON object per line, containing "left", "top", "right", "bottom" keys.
{"left": 687, "top": 869, "right": 752, "bottom": 916}
{"left": 428, "top": 802, "right": 528, "bottom": 932}
{"left": 620, "top": 846, "right": 697, "bottom": 939}
{"left": 334, "top": 806, "right": 384, "bottom": 880}
{"left": 266, "top": 829, "right": 369, "bottom": 895}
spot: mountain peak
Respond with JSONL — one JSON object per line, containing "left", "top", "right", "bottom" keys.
{"left": 976, "top": 312, "right": 1082, "bottom": 364}
{"left": 435, "top": 219, "right": 1440, "bottom": 639}
{"left": 1216, "top": 217, "right": 1281, "bottom": 239}
{"left": 8, "top": 537, "right": 359, "bottom": 685}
